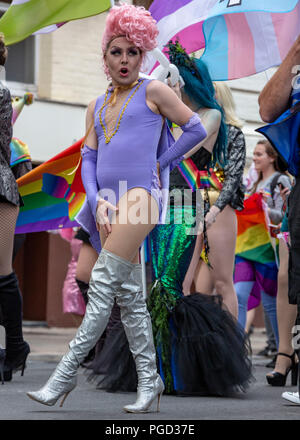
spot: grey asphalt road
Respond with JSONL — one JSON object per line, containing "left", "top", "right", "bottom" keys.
{"left": 0, "top": 356, "right": 299, "bottom": 422}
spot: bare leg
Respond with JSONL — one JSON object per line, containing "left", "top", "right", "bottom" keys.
{"left": 267, "top": 239, "right": 297, "bottom": 376}
{"left": 245, "top": 308, "right": 256, "bottom": 334}
{"left": 193, "top": 259, "right": 214, "bottom": 294}
{"left": 194, "top": 206, "right": 238, "bottom": 319}
{"left": 182, "top": 233, "right": 204, "bottom": 295}
{"left": 102, "top": 187, "right": 158, "bottom": 260}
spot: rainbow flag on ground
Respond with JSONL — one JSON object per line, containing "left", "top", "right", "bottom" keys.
{"left": 148, "top": 0, "right": 300, "bottom": 80}
{"left": 16, "top": 139, "right": 85, "bottom": 234}
{"left": 0, "top": 0, "right": 111, "bottom": 46}
{"left": 234, "top": 193, "right": 278, "bottom": 310}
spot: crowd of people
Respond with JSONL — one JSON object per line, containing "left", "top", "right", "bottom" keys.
{"left": 0, "top": 2, "right": 300, "bottom": 411}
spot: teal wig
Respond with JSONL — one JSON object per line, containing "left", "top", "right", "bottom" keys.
{"left": 167, "top": 41, "right": 227, "bottom": 167}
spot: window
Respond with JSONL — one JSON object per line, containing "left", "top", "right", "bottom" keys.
{"left": 0, "top": 4, "right": 37, "bottom": 91}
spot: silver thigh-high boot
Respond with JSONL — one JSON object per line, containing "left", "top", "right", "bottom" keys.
{"left": 117, "top": 264, "right": 164, "bottom": 413}
{"left": 27, "top": 249, "right": 134, "bottom": 407}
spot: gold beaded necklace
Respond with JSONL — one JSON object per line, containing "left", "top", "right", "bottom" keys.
{"left": 99, "top": 79, "right": 144, "bottom": 144}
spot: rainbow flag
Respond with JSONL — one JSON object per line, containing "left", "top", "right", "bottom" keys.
{"left": 234, "top": 192, "right": 278, "bottom": 310}
{"left": 148, "top": 0, "right": 300, "bottom": 80}
{"left": 16, "top": 139, "right": 85, "bottom": 234}
{"left": 10, "top": 138, "right": 31, "bottom": 167}
{"left": 235, "top": 192, "right": 275, "bottom": 263}
{"left": 177, "top": 157, "right": 223, "bottom": 191}
{"left": 0, "top": 0, "right": 111, "bottom": 46}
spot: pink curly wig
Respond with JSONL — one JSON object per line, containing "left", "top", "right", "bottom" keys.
{"left": 102, "top": 3, "right": 158, "bottom": 55}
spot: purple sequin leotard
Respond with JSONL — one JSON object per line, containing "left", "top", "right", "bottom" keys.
{"left": 76, "top": 78, "right": 173, "bottom": 252}
{"left": 94, "top": 78, "right": 163, "bottom": 214}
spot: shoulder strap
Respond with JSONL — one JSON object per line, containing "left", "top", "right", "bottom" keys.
{"left": 270, "top": 172, "right": 281, "bottom": 199}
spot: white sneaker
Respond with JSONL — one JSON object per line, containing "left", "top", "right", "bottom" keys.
{"left": 282, "top": 391, "right": 300, "bottom": 404}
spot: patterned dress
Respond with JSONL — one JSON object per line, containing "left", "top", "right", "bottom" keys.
{"left": 209, "top": 124, "right": 246, "bottom": 212}
{"left": 0, "top": 81, "right": 20, "bottom": 206}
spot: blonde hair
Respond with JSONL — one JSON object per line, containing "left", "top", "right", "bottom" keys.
{"left": 213, "top": 81, "right": 243, "bottom": 129}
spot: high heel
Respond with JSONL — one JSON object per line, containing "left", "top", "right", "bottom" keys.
{"left": 27, "top": 375, "right": 77, "bottom": 407}
{"left": 0, "top": 272, "right": 30, "bottom": 379}
{"left": 266, "top": 352, "right": 298, "bottom": 386}
{"left": 5, "top": 341, "right": 30, "bottom": 377}
{"left": 0, "top": 348, "right": 5, "bottom": 385}
{"left": 18, "top": 344, "right": 30, "bottom": 376}
{"left": 118, "top": 265, "right": 165, "bottom": 414}
{"left": 157, "top": 390, "right": 162, "bottom": 412}
{"left": 123, "top": 375, "right": 165, "bottom": 413}
{"left": 27, "top": 250, "right": 135, "bottom": 409}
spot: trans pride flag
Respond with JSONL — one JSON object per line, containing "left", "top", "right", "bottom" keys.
{"left": 148, "top": 0, "right": 300, "bottom": 80}
{"left": 15, "top": 139, "right": 85, "bottom": 234}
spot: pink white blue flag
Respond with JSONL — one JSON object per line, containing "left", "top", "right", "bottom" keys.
{"left": 148, "top": 0, "right": 300, "bottom": 80}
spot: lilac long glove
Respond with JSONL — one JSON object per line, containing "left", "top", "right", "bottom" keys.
{"left": 157, "top": 113, "right": 207, "bottom": 172}
{"left": 81, "top": 144, "right": 98, "bottom": 218}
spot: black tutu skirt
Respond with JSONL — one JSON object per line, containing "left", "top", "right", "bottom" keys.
{"left": 171, "top": 293, "right": 253, "bottom": 396}
{"left": 86, "top": 292, "right": 253, "bottom": 397}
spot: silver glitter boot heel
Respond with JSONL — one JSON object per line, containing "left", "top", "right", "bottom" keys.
{"left": 27, "top": 373, "right": 77, "bottom": 407}
{"left": 117, "top": 264, "right": 164, "bottom": 413}
{"left": 27, "top": 249, "right": 135, "bottom": 407}
{"left": 124, "top": 375, "right": 164, "bottom": 413}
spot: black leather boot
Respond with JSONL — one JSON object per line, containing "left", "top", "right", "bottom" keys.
{"left": 0, "top": 272, "right": 30, "bottom": 379}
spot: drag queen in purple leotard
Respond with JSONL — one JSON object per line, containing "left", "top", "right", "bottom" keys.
{"left": 27, "top": 4, "right": 207, "bottom": 413}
